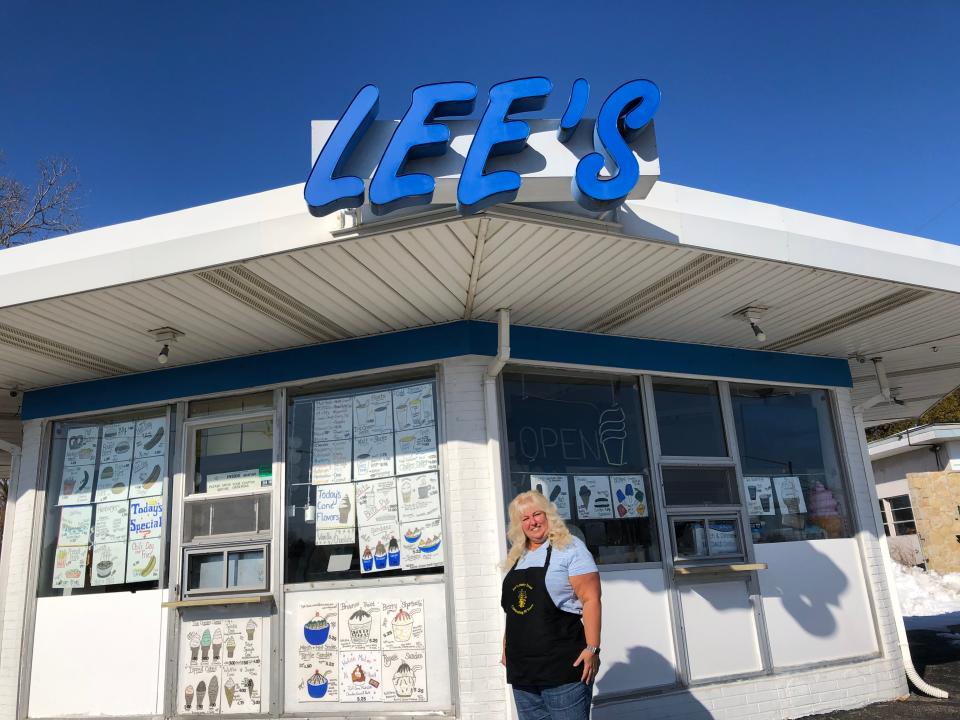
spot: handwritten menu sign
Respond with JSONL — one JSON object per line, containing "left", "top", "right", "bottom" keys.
{"left": 315, "top": 483, "right": 356, "bottom": 546}
{"left": 52, "top": 546, "right": 87, "bottom": 588}
{"left": 356, "top": 478, "right": 399, "bottom": 526}
{"left": 179, "top": 615, "right": 263, "bottom": 715}
{"left": 100, "top": 422, "right": 135, "bottom": 463}
{"left": 358, "top": 522, "right": 401, "bottom": 574}
{"left": 94, "top": 461, "right": 132, "bottom": 503}
{"left": 398, "top": 517, "right": 443, "bottom": 572}
{"left": 296, "top": 598, "right": 427, "bottom": 705}
{"left": 93, "top": 500, "right": 129, "bottom": 544}
{"left": 313, "top": 397, "right": 353, "bottom": 442}
{"left": 530, "top": 475, "right": 571, "bottom": 519}
{"left": 129, "top": 456, "right": 165, "bottom": 498}
{"left": 392, "top": 384, "right": 434, "bottom": 431}
{"left": 63, "top": 426, "right": 99, "bottom": 468}
{"left": 134, "top": 417, "right": 167, "bottom": 459}
{"left": 353, "top": 433, "right": 394, "bottom": 481}
{"left": 58, "top": 505, "right": 92, "bottom": 546}
{"left": 610, "top": 475, "right": 648, "bottom": 518}
{"left": 394, "top": 426, "right": 437, "bottom": 475}
{"left": 311, "top": 439, "right": 352, "bottom": 485}
{"left": 129, "top": 497, "right": 163, "bottom": 540}
{"left": 58, "top": 465, "right": 94, "bottom": 506}
{"left": 91, "top": 542, "right": 126, "bottom": 586}
{"left": 573, "top": 476, "right": 615, "bottom": 520}
{"left": 126, "top": 537, "right": 160, "bottom": 583}
{"left": 354, "top": 391, "right": 393, "bottom": 438}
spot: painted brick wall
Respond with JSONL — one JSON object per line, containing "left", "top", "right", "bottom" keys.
{"left": 440, "top": 357, "right": 510, "bottom": 720}
{"left": 0, "top": 420, "right": 43, "bottom": 720}
{"left": 906, "top": 471, "right": 960, "bottom": 573}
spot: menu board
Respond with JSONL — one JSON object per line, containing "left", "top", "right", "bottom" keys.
{"left": 126, "top": 537, "right": 161, "bottom": 583}
{"left": 134, "top": 417, "right": 167, "bottom": 459}
{"left": 179, "top": 615, "right": 263, "bottom": 715}
{"left": 356, "top": 478, "right": 399, "bottom": 526}
{"left": 744, "top": 476, "right": 775, "bottom": 516}
{"left": 297, "top": 598, "right": 426, "bottom": 704}
{"left": 93, "top": 500, "right": 129, "bottom": 544}
{"left": 399, "top": 517, "right": 442, "bottom": 571}
{"left": 530, "top": 475, "right": 571, "bottom": 519}
{"left": 94, "top": 461, "right": 132, "bottom": 503}
{"left": 394, "top": 426, "right": 437, "bottom": 475}
{"left": 58, "top": 505, "right": 93, "bottom": 546}
{"left": 353, "top": 433, "right": 394, "bottom": 481}
{"left": 313, "top": 398, "right": 353, "bottom": 442}
{"left": 52, "top": 546, "right": 88, "bottom": 588}
{"left": 91, "top": 542, "right": 127, "bottom": 586}
{"left": 358, "top": 522, "right": 401, "bottom": 574}
{"left": 63, "top": 426, "right": 99, "bottom": 468}
{"left": 58, "top": 464, "right": 94, "bottom": 506}
{"left": 129, "top": 456, "right": 165, "bottom": 498}
{"left": 354, "top": 391, "right": 393, "bottom": 437}
{"left": 129, "top": 497, "right": 163, "bottom": 540}
{"left": 610, "top": 475, "right": 648, "bottom": 518}
{"left": 315, "top": 483, "right": 356, "bottom": 546}
{"left": 774, "top": 476, "right": 807, "bottom": 515}
{"left": 392, "top": 384, "right": 434, "bottom": 431}
{"left": 573, "top": 476, "right": 615, "bottom": 519}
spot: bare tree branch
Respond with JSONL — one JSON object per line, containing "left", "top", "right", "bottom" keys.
{"left": 0, "top": 154, "right": 80, "bottom": 248}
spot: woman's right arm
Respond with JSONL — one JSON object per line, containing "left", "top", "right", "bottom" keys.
{"left": 501, "top": 632, "right": 506, "bottom": 666}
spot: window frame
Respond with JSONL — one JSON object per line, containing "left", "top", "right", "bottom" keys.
{"left": 181, "top": 541, "right": 271, "bottom": 598}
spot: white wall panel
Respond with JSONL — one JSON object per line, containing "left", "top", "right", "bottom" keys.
{"left": 593, "top": 567, "right": 677, "bottom": 696}
{"left": 756, "top": 538, "right": 879, "bottom": 668}
{"left": 29, "top": 590, "right": 164, "bottom": 717}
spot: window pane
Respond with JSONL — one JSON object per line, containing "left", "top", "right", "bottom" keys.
{"left": 894, "top": 521, "right": 917, "bottom": 536}
{"left": 193, "top": 421, "right": 273, "bottom": 495}
{"left": 653, "top": 379, "right": 727, "bottom": 457}
{"left": 189, "top": 391, "right": 274, "bottom": 417}
{"left": 285, "top": 378, "right": 443, "bottom": 584}
{"left": 36, "top": 411, "right": 173, "bottom": 598}
{"left": 891, "top": 507, "right": 915, "bottom": 523}
{"left": 183, "top": 495, "right": 270, "bottom": 542}
{"left": 662, "top": 467, "right": 737, "bottom": 506}
{"left": 227, "top": 550, "right": 266, "bottom": 588}
{"left": 503, "top": 372, "right": 660, "bottom": 565}
{"left": 732, "top": 384, "right": 853, "bottom": 543}
{"left": 707, "top": 519, "right": 742, "bottom": 556}
{"left": 187, "top": 552, "right": 224, "bottom": 590}
{"left": 887, "top": 495, "right": 912, "bottom": 511}
{"left": 674, "top": 520, "right": 707, "bottom": 558}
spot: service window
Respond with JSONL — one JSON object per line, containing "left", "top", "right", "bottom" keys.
{"left": 37, "top": 409, "right": 174, "bottom": 596}
{"left": 731, "top": 383, "right": 854, "bottom": 542}
{"left": 502, "top": 371, "right": 660, "bottom": 565}
{"left": 285, "top": 377, "right": 444, "bottom": 583}
{"left": 181, "top": 412, "right": 274, "bottom": 597}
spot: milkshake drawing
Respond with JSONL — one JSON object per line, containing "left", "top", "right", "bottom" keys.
{"left": 782, "top": 486, "right": 802, "bottom": 515}
{"left": 374, "top": 540, "right": 388, "bottom": 569}
{"left": 401, "top": 480, "right": 412, "bottom": 504}
{"left": 388, "top": 536, "right": 400, "bottom": 567}
{"left": 356, "top": 453, "right": 371, "bottom": 478}
{"left": 356, "top": 397, "right": 371, "bottom": 428}
{"left": 399, "top": 434, "right": 416, "bottom": 454}
{"left": 599, "top": 404, "right": 627, "bottom": 466}
{"left": 374, "top": 404, "right": 388, "bottom": 431}
{"left": 410, "top": 398, "right": 422, "bottom": 426}
{"left": 362, "top": 546, "right": 373, "bottom": 571}
{"left": 397, "top": 403, "right": 408, "bottom": 428}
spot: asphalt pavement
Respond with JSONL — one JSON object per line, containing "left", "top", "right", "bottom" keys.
{"left": 806, "top": 625, "right": 960, "bottom": 719}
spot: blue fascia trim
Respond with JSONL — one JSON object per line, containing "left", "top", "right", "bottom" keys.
{"left": 21, "top": 321, "right": 850, "bottom": 420}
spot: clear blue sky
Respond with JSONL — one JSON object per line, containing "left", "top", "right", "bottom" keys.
{"left": 3, "top": 1, "right": 959, "bottom": 242}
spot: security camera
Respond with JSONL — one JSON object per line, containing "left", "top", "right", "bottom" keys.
{"left": 8, "top": 390, "right": 17, "bottom": 398}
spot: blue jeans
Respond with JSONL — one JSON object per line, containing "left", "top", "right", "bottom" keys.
{"left": 513, "top": 682, "right": 593, "bottom": 720}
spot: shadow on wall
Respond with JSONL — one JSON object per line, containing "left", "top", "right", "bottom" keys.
{"left": 754, "top": 540, "right": 850, "bottom": 638}
{"left": 594, "top": 646, "right": 710, "bottom": 719}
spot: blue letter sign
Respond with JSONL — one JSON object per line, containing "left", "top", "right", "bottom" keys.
{"left": 305, "top": 77, "right": 660, "bottom": 218}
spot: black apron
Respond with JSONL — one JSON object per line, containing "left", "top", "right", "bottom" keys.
{"left": 501, "top": 544, "right": 586, "bottom": 686}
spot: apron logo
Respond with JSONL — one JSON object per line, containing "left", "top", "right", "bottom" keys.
{"left": 510, "top": 582, "right": 535, "bottom": 615}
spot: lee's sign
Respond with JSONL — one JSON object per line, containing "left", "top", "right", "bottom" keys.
{"left": 306, "top": 78, "right": 660, "bottom": 218}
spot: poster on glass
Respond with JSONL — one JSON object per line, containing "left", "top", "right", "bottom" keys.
{"left": 399, "top": 517, "right": 442, "bottom": 571}
{"left": 129, "top": 497, "right": 163, "bottom": 540}
{"left": 93, "top": 461, "right": 132, "bottom": 503}
{"left": 311, "top": 439, "right": 352, "bottom": 485}
{"left": 339, "top": 650, "right": 383, "bottom": 702}
{"left": 126, "top": 537, "right": 161, "bottom": 582}
{"left": 315, "top": 483, "right": 356, "bottom": 546}
{"left": 134, "top": 417, "right": 167, "bottom": 459}
{"left": 313, "top": 397, "right": 353, "bottom": 443}
{"left": 64, "top": 426, "right": 99, "bottom": 467}
{"left": 393, "top": 383, "right": 434, "bottom": 431}
{"left": 397, "top": 472, "right": 440, "bottom": 523}
{"left": 380, "top": 599, "right": 425, "bottom": 651}
{"left": 610, "top": 475, "right": 648, "bottom": 518}
{"left": 91, "top": 542, "right": 126, "bottom": 586}
{"left": 774, "top": 476, "right": 807, "bottom": 515}
{"left": 93, "top": 500, "right": 129, "bottom": 544}
{"left": 356, "top": 477, "right": 399, "bottom": 526}
{"left": 58, "top": 465, "right": 94, "bottom": 506}
{"left": 58, "top": 505, "right": 92, "bottom": 546}
{"left": 744, "top": 476, "right": 775, "bottom": 516}
{"left": 353, "top": 433, "right": 394, "bottom": 481}
{"left": 573, "top": 476, "right": 615, "bottom": 520}
{"left": 52, "top": 546, "right": 88, "bottom": 588}
{"left": 358, "top": 522, "right": 401, "bottom": 573}
{"left": 354, "top": 391, "right": 393, "bottom": 437}
{"left": 340, "top": 600, "right": 381, "bottom": 651}
{"left": 382, "top": 650, "right": 427, "bottom": 702}
{"left": 129, "top": 456, "right": 165, "bottom": 498}
{"left": 529, "top": 474, "right": 571, "bottom": 519}
{"left": 394, "top": 426, "right": 438, "bottom": 475}
{"left": 100, "top": 422, "right": 135, "bottom": 463}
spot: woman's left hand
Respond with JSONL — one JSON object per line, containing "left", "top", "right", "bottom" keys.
{"left": 573, "top": 648, "right": 600, "bottom": 684}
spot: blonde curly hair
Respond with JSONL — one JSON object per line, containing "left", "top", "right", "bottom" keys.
{"left": 502, "top": 490, "right": 573, "bottom": 570}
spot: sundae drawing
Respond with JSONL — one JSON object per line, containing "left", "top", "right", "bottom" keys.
{"left": 212, "top": 629, "right": 223, "bottom": 661}
{"left": 306, "top": 669, "right": 329, "bottom": 698}
{"left": 348, "top": 608, "right": 373, "bottom": 642}
{"left": 184, "top": 685, "right": 194, "bottom": 711}
{"left": 599, "top": 404, "right": 627, "bottom": 466}
{"left": 392, "top": 607, "right": 414, "bottom": 642}
{"left": 226, "top": 636, "right": 237, "bottom": 658}
{"left": 96, "top": 560, "right": 113, "bottom": 579}
{"left": 374, "top": 540, "right": 387, "bottom": 569}
{"left": 361, "top": 546, "right": 373, "bottom": 572}
{"left": 418, "top": 534, "right": 441, "bottom": 553}
{"left": 351, "top": 664, "right": 366, "bottom": 683}
{"left": 304, "top": 612, "right": 330, "bottom": 646}
{"left": 201, "top": 629, "right": 212, "bottom": 661}
{"left": 246, "top": 619, "right": 257, "bottom": 641}
{"left": 224, "top": 678, "right": 236, "bottom": 707}
{"left": 189, "top": 632, "right": 201, "bottom": 661}
{"left": 208, "top": 675, "right": 219, "bottom": 709}
{"left": 404, "top": 527, "right": 421, "bottom": 544}
{"left": 388, "top": 536, "right": 400, "bottom": 567}
{"left": 338, "top": 494, "right": 352, "bottom": 524}
{"left": 393, "top": 662, "right": 415, "bottom": 698}
{"left": 196, "top": 680, "right": 207, "bottom": 710}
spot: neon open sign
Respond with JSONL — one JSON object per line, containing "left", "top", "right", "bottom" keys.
{"left": 305, "top": 77, "right": 661, "bottom": 217}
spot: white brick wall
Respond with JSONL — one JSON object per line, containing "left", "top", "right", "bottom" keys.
{"left": 0, "top": 420, "right": 43, "bottom": 720}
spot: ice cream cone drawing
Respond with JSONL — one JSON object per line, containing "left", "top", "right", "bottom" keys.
{"left": 208, "top": 675, "right": 219, "bottom": 709}
{"left": 196, "top": 680, "right": 207, "bottom": 710}
{"left": 184, "top": 685, "right": 194, "bottom": 711}
{"left": 212, "top": 628, "right": 223, "bottom": 661}
{"left": 188, "top": 632, "right": 200, "bottom": 662}
{"left": 392, "top": 607, "right": 414, "bottom": 642}
{"left": 226, "top": 636, "right": 236, "bottom": 658}
{"left": 246, "top": 619, "right": 257, "bottom": 641}
{"left": 338, "top": 494, "right": 352, "bottom": 524}
{"left": 393, "top": 662, "right": 415, "bottom": 698}
{"left": 599, "top": 404, "right": 627, "bottom": 466}
{"left": 224, "top": 678, "right": 236, "bottom": 707}
{"left": 200, "top": 629, "right": 212, "bottom": 661}
{"left": 578, "top": 484, "right": 592, "bottom": 511}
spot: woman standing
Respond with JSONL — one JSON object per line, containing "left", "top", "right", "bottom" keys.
{"left": 501, "top": 491, "right": 602, "bottom": 719}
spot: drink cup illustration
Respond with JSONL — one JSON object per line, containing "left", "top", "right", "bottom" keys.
{"left": 783, "top": 488, "right": 801, "bottom": 515}
{"left": 356, "top": 398, "right": 370, "bottom": 426}
{"left": 356, "top": 453, "right": 371, "bottom": 477}
{"left": 748, "top": 485, "right": 757, "bottom": 501}
{"left": 410, "top": 399, "right": 422, "bottom": 425}
{"left": 760, "top": 494, "right": 771, "bottom": 512}
{"left": 63, "top": 477, "right": 76, "bottom": 496}
{"left": 418, "top": 484, "right": 430, "bottom": 499}
{"left": 399, "top": 435, "right": 416, "bottom": 453}
{"left": 401, "top": 480, "right": 412, "bottom": 503}
{"left": 374, "top": 405, "right": 388, "bottom": 430}
{"left": 398, "top": 404, "right": 408, "bottom": 427}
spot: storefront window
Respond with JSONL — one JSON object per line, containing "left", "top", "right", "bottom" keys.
{"left": 37, "top": 410, "right": 173, "bottom": 597}
{"left": 285, "top": 377, "right": 444, "bottom": 583}
{"left": 886, "top": 495, "right": 917, "bottom": 536}
{"left": 653, "top": 378, "right": 728, "bottom": 457}
{"left": 502, "top": 371, "right": 660, "bottom": 565}
{"left": 731, "top": 384, "right": 853, "bottom": 543}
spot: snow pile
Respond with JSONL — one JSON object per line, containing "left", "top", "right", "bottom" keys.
{"left": 893, "top": 562, "right": 960, "bottom": 617}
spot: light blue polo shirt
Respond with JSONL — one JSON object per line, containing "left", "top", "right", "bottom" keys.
{"left": 514, "top": 537, "right": 598, "bottom": 614}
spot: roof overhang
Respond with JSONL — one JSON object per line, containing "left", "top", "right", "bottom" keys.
{"left": 868, "top": 424, "right": 960, "bottom": 459}
{"left": 2, "top": 181, "right": 960, "bottom": 427}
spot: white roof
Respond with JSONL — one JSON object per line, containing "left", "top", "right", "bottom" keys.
{"left": 1, "top": 180, "right": 958, "bottom": 426}
{"left": 868, "top": 424, "right": 960, "bottom": 459}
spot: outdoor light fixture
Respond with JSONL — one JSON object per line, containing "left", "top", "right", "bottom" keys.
{"left": 734, "top": 306, "right": 768, "bottom": 343}
{"left": 147, "top": 326, "right": 184, "bottom": 366}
